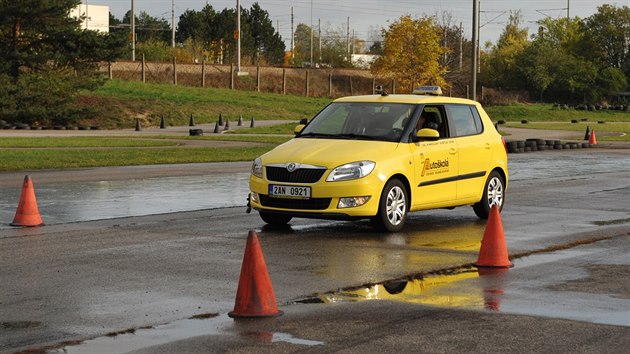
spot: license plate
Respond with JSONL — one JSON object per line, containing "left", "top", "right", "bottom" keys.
{"left": 269, "top": 185, "right": 311, "bottom": 199}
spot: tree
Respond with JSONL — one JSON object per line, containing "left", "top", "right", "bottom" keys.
{"left": 244, "top": 3, "right": 285, "bottom": 64}
{"left": 371, "top": 15, "right": 447, "bottom": 92}
{"left": 0, "top": 0, "right": 125, "bottom": 124}
{"left": 123, "top": 10, "right": 171, "bottom": 44}
{"left": 366, "top": 26, "right": 383, "bottom": 55}
{"left": 175, "top": 3, "right": 284, "bottom": 65}
{"left": 584, "top": 5, "right": 630, "bottom": 80}
{"left": 292, "top": 23, "right": 318, "bottom": 66}
{"left": 517, "top": 15, "right": 627, "bottom": 103}
{"left": 481, "top": 11, "right": 529, "bottom": 90}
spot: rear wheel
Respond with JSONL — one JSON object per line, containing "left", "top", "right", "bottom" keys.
{"left": 371, "top": 179, "right": 407, "bottom": 232}
{"left": 259, "top": 211, "right": 292, "bottom": 225}
{"left": 473, "top": 171, "right": 505, "bottom": 219}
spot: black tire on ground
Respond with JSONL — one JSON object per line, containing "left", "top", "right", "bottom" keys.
{"left": 371, "top": 178, "right": 408, "bottom": 232}
{"left": 473, "top": 171, "right": 505, "bottom": 219}
{"left": 259, "top": 211, "right": 292, "bottom": 225}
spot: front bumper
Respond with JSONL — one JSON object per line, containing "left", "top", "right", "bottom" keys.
{"left": 249, "top": 173, "right": 384, "bottom": 218}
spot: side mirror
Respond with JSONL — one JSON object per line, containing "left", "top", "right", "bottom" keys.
{"left": 299, "top": 118, "right": 308, "bottom": 125}
{"left": 294, "top": 124, "right": 306, "bottom": 135}
{"left": 414, "top": 128, "right": 440, "bottom": 142}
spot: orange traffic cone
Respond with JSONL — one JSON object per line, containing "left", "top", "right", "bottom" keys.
{"left": 589, "top": 129, "right": 597, "bottom": 145}
{"left": 474, "top": 205, "right": 512, "bottom": 268}
{"left": 11, "top": 175, "right": 44, "bottom": 227}
{"left": 228, "top": 230, "right": 283, "bottom": 318}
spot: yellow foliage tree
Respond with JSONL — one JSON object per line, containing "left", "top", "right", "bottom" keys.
{"left": 371, "top": 15, "right": 447, "bottom": 93}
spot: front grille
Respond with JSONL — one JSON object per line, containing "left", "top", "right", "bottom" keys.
{"left": 260, "top": 195, "right": 332, "bottom": 210}
{"left": 266, "top": 166, "right": 326, "bottom": 183}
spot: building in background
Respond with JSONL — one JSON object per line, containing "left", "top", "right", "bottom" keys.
{"left": 351, "top": 54, "right": 379, "bottom": 69}
{"left": 70, "top": 4, "right": 109, "bottom": 33}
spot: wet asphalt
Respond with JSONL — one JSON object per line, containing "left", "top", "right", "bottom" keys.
{"left": 0, "top": 148, "right": 629, "bottom": 353}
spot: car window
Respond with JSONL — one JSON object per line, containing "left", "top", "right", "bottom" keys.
{"left": 447, "top": 104, "right": 482, "bottom": 137}
{"left": 300, "top": 102, "right": 415, "bottom": 142}
{"left": 418, "top": 105, "right": 448, "bottom": 138}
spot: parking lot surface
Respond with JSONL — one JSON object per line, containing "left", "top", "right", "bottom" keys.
{"left": 1, "top": 145, "right": 629, "bottom": 353}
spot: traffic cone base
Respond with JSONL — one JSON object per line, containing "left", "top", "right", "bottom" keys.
{"left": 11, "top": 176, "right": 44, "bottom": 227}
{"left": 589, "top": 129, "right": 597, "bottom": 145}
{"left": 228, "top": 230, "right": 283, "bottom": 318}
{"left": 474, "top": 206, "right": 513, "bottom": 268}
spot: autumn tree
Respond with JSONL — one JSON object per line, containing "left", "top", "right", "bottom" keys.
{"left": 371, "top": 15, "right": 446, "bottom": 92}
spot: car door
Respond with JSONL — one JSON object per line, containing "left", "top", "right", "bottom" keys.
{"left": 445, "top": 104, "right": 491, "bottom": 200}
{"left": 410, "top": 105, "right": 458, "bottom": 208}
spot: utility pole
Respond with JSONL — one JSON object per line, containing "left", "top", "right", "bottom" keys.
{"left": 85, "top": 0, "right": 89, "bottom": 30}
{"left": 291, "top": 7, "right": 294, "bottom": 60}
{"left": 459, "top": 22, "right": 463, "bottom": 71}
{"left": 131, "top": 0, "right": 135, "bottom": 61}
{"left": 567, "top": 0, "right": 570, "bottom": 19}
{"left": 318, "top": 18, "right": 321, "bottom": 63}
{"left": 171, "top": 0, "right": 175, "bottom": 47}
{"left": 470, "top": 0, "right": 479, "bottom": 100}
{"left": 310, "top": 0, "right": 313, "bottom": 66}
{"left": 236, "top": 0, "right": 241, "bottom": 74}
{"left": 346, "top": 17, "right": 350, "bottom": 61}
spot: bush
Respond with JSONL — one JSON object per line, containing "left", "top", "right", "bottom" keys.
{"left": 0, "top": 72, "right": 103, "bottom": 126}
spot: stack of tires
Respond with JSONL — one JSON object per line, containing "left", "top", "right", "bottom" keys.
{"left": 506, "top": 139, "right": 592, "bottom": 154}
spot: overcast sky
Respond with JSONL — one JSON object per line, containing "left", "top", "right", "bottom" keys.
{"left": 100, "top": 0, "right": 626, "bottom": 47}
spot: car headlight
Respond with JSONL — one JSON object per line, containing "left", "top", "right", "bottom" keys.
{"left": 252, "top": 157, "right": 263, "bottom": 178}
{"left": 326, "top": 161, "right": 375, "bottom": 182}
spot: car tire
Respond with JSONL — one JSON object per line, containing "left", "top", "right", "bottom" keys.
{"left": 473, "top": 171, "right": 505, "bottom": 219}
{"left": 259, "top": 211, "right": 292, "bottom": 225}
{"left": 371, "top": 179, "right": 407, "bottom": 232}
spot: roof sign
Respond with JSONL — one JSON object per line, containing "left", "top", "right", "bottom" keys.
{"left": 412, "top": 86, "right": 443, "bottom": 96}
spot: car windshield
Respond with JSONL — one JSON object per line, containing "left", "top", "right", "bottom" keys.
{"left": 298, "top": 102, "right": 416, "bottom": 142}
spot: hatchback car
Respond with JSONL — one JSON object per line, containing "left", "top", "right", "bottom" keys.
{"left": 248, "top": 86, "right": 508, "bottom": 232}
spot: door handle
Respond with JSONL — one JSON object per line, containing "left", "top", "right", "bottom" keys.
{"left": 449, "top": 148, "right": 457, "bottom": 155}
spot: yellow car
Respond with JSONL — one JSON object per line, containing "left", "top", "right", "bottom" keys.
{"left": 248, "top": 87, "right": 508, "bottom": 232}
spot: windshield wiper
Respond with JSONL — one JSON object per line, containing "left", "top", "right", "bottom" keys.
{"left": 336, "top": 133, "right": 380, "bottom": 140}
{"left": 297, "top": 132, "right": 341, "bottom": 138}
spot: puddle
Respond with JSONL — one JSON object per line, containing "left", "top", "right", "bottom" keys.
{"left": 508, "top": 152, "right": 630, "bottom": 181}
{"left": 296, "top": 240, "right": 630, "bottom": 327}
{"left": 0, "top": 173, "right": 250, "bottom": 227}
{"left": 49, "top": 314, "right": 323, "bottom": 353}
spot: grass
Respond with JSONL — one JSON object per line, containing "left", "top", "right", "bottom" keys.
{"left": 0, "top": 137, "right": 179, "bottom": 148}
{"left": 486, "top": 103, "right": 630, "bottom": 122}
{"left": 503, "top": 122, "right": 630, "bottom": 141}
{"left": 81, "top": 80, "right": 331, "bottom": 128}
{"left": 3, "top": 85, "right": 629, "bottom": 172}
{"left": 223, "top": 122, "right": 299, "bottom": 135}
{"left": 0, "top": 146, "right": 276, "bottom": 171}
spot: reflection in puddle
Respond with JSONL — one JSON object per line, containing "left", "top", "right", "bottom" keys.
{"left": 310, "top": 268, "right": 505, "bottom": 311}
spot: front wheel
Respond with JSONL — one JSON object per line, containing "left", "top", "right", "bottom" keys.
{"left": 473, "top": 171, "right": 505, "bottom": 219}
{"left": 371, "top": 179, "right": 408, "bottom": 232}
{"left": 259, "top": 211, "right": 292, "bottom": 225}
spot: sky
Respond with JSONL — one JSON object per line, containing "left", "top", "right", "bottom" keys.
{"left": 98, "top": 0, "right": 626, "bottom": 49}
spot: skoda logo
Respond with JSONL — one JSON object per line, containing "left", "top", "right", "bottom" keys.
{"left": 286, "top": 162, "right": 298, "bottom": 172}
